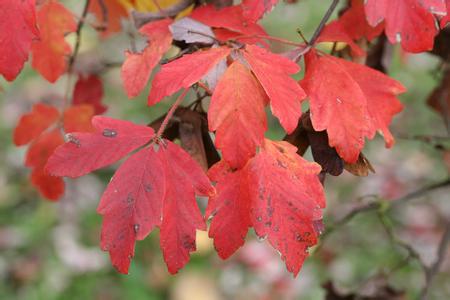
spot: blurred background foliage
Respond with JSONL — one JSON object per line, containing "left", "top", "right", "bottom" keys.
{"left": 1, "top": 1, "right": 450, "bottom": 299}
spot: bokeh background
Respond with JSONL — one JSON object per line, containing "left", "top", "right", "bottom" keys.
{"left": 1, "top": 1, "right": 450, "bottom": 299}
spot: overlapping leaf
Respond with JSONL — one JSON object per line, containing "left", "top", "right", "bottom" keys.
{"left": 14, "top": 102, "right": 96, "bottom": 200}
{"left": 207, "top": 139, "right": 325, "bottom": 276}
{"left": 121, "top": 19, "right": 173, "bottom": 98}
{"left": 301, "top": 50, "right": 405, "bottom": 163}
{"left": 73, "top": 75, "right": 107, "bottom": 114}
{"left": 208, "top": 61, "right": 268, "bottom": 169}
{"left": 364, "top": 0, "right": 439, "bottom": 53}
{"left": 31, "top": 0, "right": 77, "bottom": 82}
{"left": 242, "top": 44, "right": 306, "bottom": 133}
{"left": 46, "top": 116, "right": 214, "bottom": 274}
{"left": 148, "top": 47, "right": 230, "bottom": 105}
{"left": 0, "top": 0, "right": 39, "bottom": 81}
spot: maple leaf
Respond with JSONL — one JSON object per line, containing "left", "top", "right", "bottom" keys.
{"left": 241, "top": 0, "right": 278, "bottom": 22}
{"left": 207, "top": 161, "right": 252, "bottom": 259}
{"left": 0, "top": 0, "right": 39, "bottom": 81}
{"left": 242, "top": 44, "right": 306, "bottom": 134}
{"left": 73, "top": 75, "right": 107, "bottom": 114}
{"left": 13, "top": 103, "right": 60, "bottom": 146}
{"left": 31, "top": 0, "right": 77, "bottom": 82}
{"left": 148, "top": 47, "right": 231, "bottom": 105}
{"left": 207, "top": 139, "right": 325, "bottom": 276}
{"left": 24, "top": 129, "right": 65, "bottom": 201}
{"left": 121, "top": 19, "right": 173, "bottom": 98}
{"left": 301, "top": 50, "right": 405, "bottom": 163}
{"left": 364, "top": 0, "right": 438, "bottom": 53}
{"left": 46, "top": 116, "right": 214, "bottom": 274}
{"left": 46, "top": 116, "right": 154, "bottom": 177}
{"left": 208, "top": 61, "right": 268, "bottom": 169}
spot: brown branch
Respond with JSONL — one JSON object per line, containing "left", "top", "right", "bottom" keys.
{"left": 294, "top": 0, "right": 341, "bottom": 62}
{"left": 420, "top": 222, "right": 450, "bottom": 300}
{"left": 309, "top": 0, "right": 340, "bottom": 46}
{"left": 321, "top": 179, "right": 450, "bottom": 240}
{"left": 69, "top": 0, "right": 91, "bottom": 71}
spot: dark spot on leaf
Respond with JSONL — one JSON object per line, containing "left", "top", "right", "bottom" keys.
{"left": 144, "top": 184, "right": 152, "bottom": 192}
{"left": 103, "top": 128, "right": 117, "bottom": 138}
{"left": 134, "top": 224, "right": 140, "bottom": 233}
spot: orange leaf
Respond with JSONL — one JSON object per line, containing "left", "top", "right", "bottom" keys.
{"left": 64, "top": 105, "right": 96, "bottom": 133}
{"left": 31, "top": 0, "right": 77, "bottom": 82}
{"left": 14, "top": 103, "right": 60, "bottom": 146}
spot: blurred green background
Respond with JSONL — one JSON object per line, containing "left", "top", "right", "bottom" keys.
{"left": 1, "top": 1, "right": 449, "bottom": 299}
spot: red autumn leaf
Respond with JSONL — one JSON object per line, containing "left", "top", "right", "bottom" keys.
{"left": 31, "top": 0, "right": 77, "bottom": 82}
{"left": 301, "top": 50, "right": 405, "bottom": 163}
{"left": 63, "top": 105, "right": 96, "bottom": 133}
{"left": 207, "top": 139, "right": 325, "bottom": 276}
{"left": 208, "top": 61, "right": 268, "bottom": 169}
{"left": 13, "top": 103, "right": 60, "bottom": 146}
{"left": 190, "top": 4, "right": 268, "bottom": 39}
{"left": 158, "top": 141, "right": 213, "bottom": 274}
{"left": 31, "top": 167, "right": 65, "bottom": 201}
{"left": 97, "top": 146, "right": 165, "bottom": 274}
{"left": 242, "top": 44, "right": 306, "bottom": 134}
{"left": 89, "top": 0, "right": 128, "bottom": 36}
{"left": 207, "top": 161, "right": 252, "bottom": 259}
{"left": 121, "top": 19, "right": 173, "bottom": 98}
{"left": 364, "top": 0, "right": 438, "bottom": 53}
{"left": 248, "top": 140, "right": 325, "bottom": 276}
{"left": 47, "top": 114, "right": 213, "bottom": 274}
{"left": 241, "top": 0, "right": 278, "bottom": 22}
{"left": 0, "top": 0, "right": 39, "bottom": 81}
{"left": 46, "top": 116, "right": 154, "bottom": 177}
{"left": 73, "top": 75, "right": 107, "bottom": 114}
{"left": 25, "top": 130, "right": 65, "bottom": 201}
{"left": 25, "top": 129, "right": 64, "bottom": 168}
{"left": 337, "top": 0, "right": 384, "bottom": 42}
{"left": 148, "top": 47, "right": 231, "bottom": 105}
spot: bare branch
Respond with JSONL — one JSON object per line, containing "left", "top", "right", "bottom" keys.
{"left": 420, "top": 222, "right": 450, "bottom": 300}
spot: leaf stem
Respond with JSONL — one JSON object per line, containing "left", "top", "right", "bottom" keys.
{"left": 232, "top": 34, "right": 303, "bottom": 47}
{"left": 156, "top": 89, "right": 189, "bottom": 137}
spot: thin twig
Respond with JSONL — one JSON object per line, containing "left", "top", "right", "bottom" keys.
{"left": 321, "top": 179, "right": 450, "bottom": 239}
{"left": 377, "top": 211, "right": 427, "bottom": 272}
{"left": 69, "top": 0, "right": 91, "bottom": 71}
{"left": 420, "top": 222, "right": 450, "bottom": 300}
{"left": 232, "top": 34, "right": 303, "bottom": 47}
{"left": 294, "top": 0, "right": 341, "bottom": 62}
{"left": 156, "top": 89, "right": 189, "bottom": 137}
{"left": 62, "top": 0, "right": 91, "bottom": 116}
{"left": 309, "top": 0, "right": 340, "bottom": 46}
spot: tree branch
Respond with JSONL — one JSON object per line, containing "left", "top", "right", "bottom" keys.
{"left": 420, "top": 222, "right": 450, "bottom": 300}
{"left": 309, "top": 0, "right": 340, "bottom": 46}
